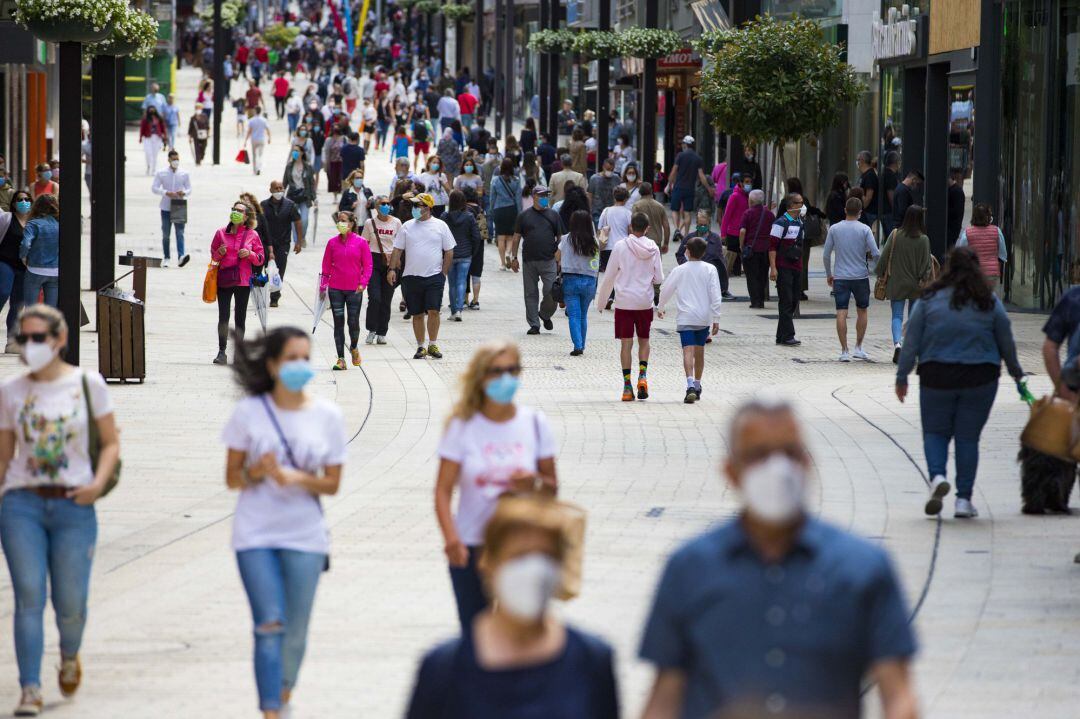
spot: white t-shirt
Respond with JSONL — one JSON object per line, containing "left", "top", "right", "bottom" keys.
{"left": 0, "top": 370, "right": 112, "bottom": 492}
{"left": 247, "top": 115, "right": 269, "bottom": 143}
{"left": 418, "top": 172, "right": 450, "bottom": 206}
{"left": 394, "top": 217, "right": 456, "bottom": 277}
{"left": 438, "top": 407, "right": 557, "bottom": 545}
{"left": 599, "top": 204, "right": 632, "bottom": 247}
{"left": 221, "top": 395, "right": 347, "bottom": 554}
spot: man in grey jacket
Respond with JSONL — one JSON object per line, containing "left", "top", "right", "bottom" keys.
{"left": 823, "top": 196, "right": 880, "bottom": 362}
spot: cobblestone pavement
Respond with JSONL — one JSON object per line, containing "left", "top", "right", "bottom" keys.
{"left": 0, "top": 68, "right": 1078, "bottom": 717}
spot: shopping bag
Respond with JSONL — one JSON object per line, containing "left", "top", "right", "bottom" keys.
{"left": 311, "top": 274, "right": 329, "bottom": 333}
{"left": 266, "top": 260, "right": 283, "bottom": 293}
{"left": 235, "top": 148, "right": 249, "bottom": 164}
{"left": 1020, "top": 395, "right": 1076, "bottom": 462}
{"left": 202, "top": 262, "right": 219, "bottom": 303}
{"left": 169, "top": 198, "right": 188, "bottom": 224}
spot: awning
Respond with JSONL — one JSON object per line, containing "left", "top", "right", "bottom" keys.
{"left": 691, "top": 0, "right": 732, "bottom": 32}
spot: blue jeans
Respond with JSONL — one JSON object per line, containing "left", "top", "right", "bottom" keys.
{"left": 919, "top": 380, "right": 999, "bottom": 499}
{"left": 448, "top": 258, "right": 471, "bottom": 313}
{"left": 0, "top": 263, "right": 26, "bottom": 335}
{"left": 287, "top": 113, "right": 300, "bottom": 134}
{"left": 890, "top": 299, "right": 915, "bottom": 344}
{"left": 166, "top": 124, "right": 178, "bottom": 149}
{"left": 295, "top": 202, "right": 310, "bottom": 245}
{"left": 23, "top": 271, "right": 58, "bottom": 308}
{"left": 448, "top": 546, "right": 486, "bottom": 633}
{"left": 161, "top": 209, "right": 186, "bottom": 259}
{"left": 562, "top": 273, "right": 597, "bottom": 351}
{"left": 236, "top": 548, "right": 325, "bottom": 711}
{"left": 0, "top": 490, "right": 97, "bottom": 688}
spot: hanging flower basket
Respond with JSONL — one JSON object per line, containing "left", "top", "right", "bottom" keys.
{"left": 618, "top": 28, "right": 684, "bottom": 59}
{"left": 87, "top": 7, "right": 159, "bottom": 59}
{"left": 572, "top": 30, "right": 621, "bottom": 60}
{"left": 16, "top": 0, "right": 126, "bottom": 43}
{"left": 414, "top": 0, "right": 441, "bottom": 13}
{"left": 440, "top": 2, "right": 474, "bottom": 22}
{"left": 198, "top": 0, "right": 244, "bottom": 29}
{"left": 527, "top": 29, "right": 576, "bottom": 54}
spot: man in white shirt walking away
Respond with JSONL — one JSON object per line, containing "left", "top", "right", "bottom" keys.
{"left": 150, "top": 149, "right": 192, "bottom": 267}
{"left": 657, "top": 236, "right": 723, "bottom": 403}
{"left": 823, "top": 196, "right": 881, "bottom": 362}
{"left": 243, "top": 110, "right": 271, "bottom": 175}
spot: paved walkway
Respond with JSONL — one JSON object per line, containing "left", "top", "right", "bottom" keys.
{"left": 0, "top": 67, "right": 1078, "bottom": 717}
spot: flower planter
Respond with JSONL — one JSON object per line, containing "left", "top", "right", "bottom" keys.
{"left": 24, "top": 17, "right": 112, "bottom": 43}
{"left": 96, "top": 37, "right": 142, "bottom": 57}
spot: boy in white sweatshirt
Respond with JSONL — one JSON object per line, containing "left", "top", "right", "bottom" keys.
{"left": 657, "top": 236, "right": 723, "bottom": 403}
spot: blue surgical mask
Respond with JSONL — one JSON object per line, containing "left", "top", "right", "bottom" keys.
{"left": 537, "top": 197, "right": 550, "bottom": 209}
{"left": 743, "top": 183, "right": 752, "bottom": 192}
{"left": 352, "top": 179, "right": 363, "bottom": 188}
{"left": 0, "top": 177, "right": 6, "bottom": 187}
{"left": 484, "top": 373, "right": 520, "bottom": 404}
{"left": 40, "top": 171, "right": 52, "bottom": 181}
{"left": 411, "top": 207, "right": 423, "bottom": 220}
{"left": 15, "top": 200, "right": 31, "bottom": 214}
{"left": 278, "top": 360, "right": 315, "bottom": 392}
{"left": 379, "top": 203, "right": 392, "bottom": 215}
{"left": 299, "top": 130, "right": 308, "bottom": 137}
{"left": 291, "top": 150, "right": 300, "bottom": 160}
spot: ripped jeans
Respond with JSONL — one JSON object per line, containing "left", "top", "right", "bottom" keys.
{"left": 0, "top": 490, "right": 97, "bottom": 688}
{"left": 236, "top": 548, "right": 325, "bottom": 711}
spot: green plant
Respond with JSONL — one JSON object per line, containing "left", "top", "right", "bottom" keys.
{"left": 572, "top": 30, "right": 621, "bottom": 60}
{"left": 263, "top": 22, "right": 300, "bottom": 50}
{"left": 440, "top": 2, "right": 474, "bottom": 22}
{"left": 199, "top": 0, "right": 244, "bottom": 29}
{"left": 617, "top": 28, "right": 683, "bottom": 59}
{"left": 88, "top": 6, "right": 159, "bottom": 59}
{"left": 15, "top": 0, "right": 126, "bottom": 32}
{"left": 527, "top": 29, "right": 576, "bottom": 54}
{"left": 414, "top": 0, "right": 441, "bottom": 13}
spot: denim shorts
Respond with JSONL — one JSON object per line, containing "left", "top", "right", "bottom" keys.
{"left": 669, "top": 186, "right": 694, "bottom": 212}
{"left": 678, "top": 327, "right": 710, "bottom": 347}
{"left": 832, "top": 277, "right": 870, "bottom": 310}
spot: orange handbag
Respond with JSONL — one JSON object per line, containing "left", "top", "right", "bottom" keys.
{"left": 202, "top": 261, "right": 219, "bottom": 303}
{"left": 1020, "top": 395, "right": 1077, "bottom": 462}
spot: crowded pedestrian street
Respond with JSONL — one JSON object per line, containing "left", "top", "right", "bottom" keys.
{"left": 1, "top": 1, "right": 1080, "bottom": 718}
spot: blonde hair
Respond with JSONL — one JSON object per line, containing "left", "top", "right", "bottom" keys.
{"left": 231, "top": 198, "right": 259, "bottom": 229}
{"left": 18, "top": 303, "right": 67, "bottom": 336}
{"left": 481, "top": 495, "right": 568, "bottom": 570}
{"left": 449, "top": 340, "right": 520, "bottom": 422}
{"left": 239, "top": 192, "right": 263, "bottom": 216}
{"left": 344, "top": 169, "right": 365, "bottom": 187}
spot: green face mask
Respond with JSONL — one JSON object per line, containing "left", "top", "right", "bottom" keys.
{"left": 336, "top": 222, "right": 350, "bottom": 234}
{"left": 230, "top": 211, "right": 244, "bottom": 225}
{"left": 696, "top": 225, "right": 709, "bottom": 234}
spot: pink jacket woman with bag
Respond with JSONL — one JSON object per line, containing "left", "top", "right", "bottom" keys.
{"left": 211, "top": 201, "right": 265, "bottom": 365}
{"left": 320, "top": 211, "right": 373, "bottom": 370}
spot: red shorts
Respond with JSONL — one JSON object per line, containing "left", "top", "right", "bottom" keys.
{"left": 614, "top": 308, "right": 653, "bottom": 339}
{"left": 414, "top": 141, "right": 430, "bottom": 155}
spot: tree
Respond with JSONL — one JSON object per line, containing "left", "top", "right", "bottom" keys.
{"left": 695, "top": 15, "right": 864, "bottom": 201}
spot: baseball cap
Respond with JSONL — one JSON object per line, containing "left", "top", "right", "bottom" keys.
{"left": 532, "top": 185, "right": 551, "bottom": 196}
{"left": 410, "top": 193, "right": 435, "bottom": 208}
{"left": 683, "top": 135, "right": 695, "bottom": 145}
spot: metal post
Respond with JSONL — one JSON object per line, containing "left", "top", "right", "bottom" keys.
{"left": 213, "top": 0, "right": 225, "bottom": 165}
{"left": 925, "top": 62, "right": 949, "bottom": 260}
{"left": 503, "top": 0, "right": 513, "bottom": 139}
{"left": 58, "top": 42, "right": 82, "bottom": 365}
{"left": 596, "top": 0, "right": 611, "bottom": 169}
{"left": 91, "top": 55, "right": 117, "bottom": 291}
{"left": 494, "top": 0, "right": 504, "bottom": 138}
{"left": 641, "top": 2, "right": 658, "bottom": 185}
{"left": 376, "top": 0, "right": 382, "bottom": 40}
{"left": 974, "top": 0, "right": 1001, "bottom": 213}
{"left": 115, "top": 61, "right": 126, "bottom": 233}
{"left": 538, "top": 0, "right": 549, "bottom": 138}
{"left": 547, "top": 0, "right": 560, "bottom": 141}
{"left": 473, "top": 0, "right": 483, "bottom": 106}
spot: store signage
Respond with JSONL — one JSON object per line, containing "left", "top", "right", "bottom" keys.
{"left": 658, "top": 49, "right": 702, "bottom": 71}
{"left": 872, "top": 6, "right": 920, "bottom": 61}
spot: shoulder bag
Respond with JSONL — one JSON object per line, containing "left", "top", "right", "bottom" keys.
{"left": 874, "top": 230, "right": 897, "bottom": 301}
{"left": 742, "top": 208, "right": 768, "bottom": 263}
{"left": 84, "top": 372, "right": 120, "bottom": 498}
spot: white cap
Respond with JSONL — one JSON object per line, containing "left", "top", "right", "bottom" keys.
{"left": 683, "top": 135, "right": 695, "bottom": 145}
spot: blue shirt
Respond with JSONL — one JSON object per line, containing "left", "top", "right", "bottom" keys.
{"left": 639, "top": 516, "right": 916, "bottom": 719}
{"left": 20, "top": 216, "right": 59, "bottom": 269}
{"left": 1043, "top": 286, "right": 1080, "bottom": 368}
{"left": 162, "top": 103, "right": 180, "bottom": 128}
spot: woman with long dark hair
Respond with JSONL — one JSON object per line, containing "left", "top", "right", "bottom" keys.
{"left": 19, "top": 194, "right": 60, "bottom": 309}
{"left": 488, "top": 158, "right": 521, "bottom": 270}
{"left": 825, "top": 171, "right": 850, "bottom": 226}
{"left": 223, "top": 327, "right": 346, "bottom": 718}
{"left": 896, "top": 247, "right": 1024, "bottom": 519}
{"left": 211, "top": 201, "right": 265, "bottom": 365}
{"left": 557, "top": 209, "right": 600, "bottom": 356}
{"left": 876, "top": 205, "right": 932, "bottom": 362}
{"left": 558, "top": 185, "right": 591, "bottom": 231}
{"left": 0, "top": 189, "right": 31, "bottom": 349}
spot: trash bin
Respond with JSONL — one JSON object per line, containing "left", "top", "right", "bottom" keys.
{"left": 97, "top": 288, "right": 145, "bottom": 383}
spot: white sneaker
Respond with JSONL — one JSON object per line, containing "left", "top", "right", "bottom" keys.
{"left": 14, "top": 685, "right": 42, "bottom": 716}
{"left": 161, "top": 258, "right": 170, "bottom": 268}
{"left": 954, "top": 498, "right": 979, "bottom": 518}
{"left": 376, "top": 335, "right": 387, "bottom": 345}
{"left": 851, "top": 346, "right": 870, "bottom": 360}
{"left": 925, "top": 474, "right": 951, "bottom": 516}
{"left": 838, "top": 350, "right": 851, "bottom": 362}
{"left": 365, "top": 331, "right": 377, "bottom": 345}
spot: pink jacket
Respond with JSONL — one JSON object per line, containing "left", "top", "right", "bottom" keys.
{"left": 711, "top": 162, "right": 728, "bottom": 201}
{"left": 720, "top": 184, "right": 749, "bottom": 238}
{"left": 211, "top": 226, "right": 264, "bottom": 287}
{"left": 320, "top": 232, "right": 373, "bottom": 292}
{"left": 596, "top": 233, "right": 664, "bottom": 311}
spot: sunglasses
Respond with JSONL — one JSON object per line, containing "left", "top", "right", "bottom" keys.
{"left": 486, "top": 364, "right": 522, "bottom": 377}
{"left": 15, "top": 332, "right": 51, "bottom": 345}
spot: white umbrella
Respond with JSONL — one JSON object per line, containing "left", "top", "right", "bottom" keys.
{"left": 312, "top": 274, "right": 329, "bottom": 334}
{"left": 250, "top": 274, "right": 270, "bottom": 331}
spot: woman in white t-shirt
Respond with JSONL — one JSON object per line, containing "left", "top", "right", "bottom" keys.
{"left": 418, "top": 155, "right": 452, "bottom": 217}
{"left": 222, "top": 326, "right": 347, "bottom": 718}
{"left": 0, "top": 304, "right": 120, "bottom": 716}
{"left": 435, "top": 340, "right": 558, "bottom": 632}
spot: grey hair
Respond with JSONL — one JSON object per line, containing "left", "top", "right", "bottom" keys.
{"left": 560, "top": 154, "right": 572, "bottom": 165}
{"left": 728, "top": 395, "right": 795, "bottom": 450}
{"left": 857, "top": 150, "right": 872, "bottom": 164}
{"left": 748, "top": 189, "right": 765, "bottom": 206}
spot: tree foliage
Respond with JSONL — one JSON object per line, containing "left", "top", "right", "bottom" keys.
{"left": 695, "top": 15, "right": 864, "bottom": 147}
{"left": 263, "top": 22, "right": 300, "bottom": 50}
{"left": 440, "top": 2, "right": 474, "bottom": 22}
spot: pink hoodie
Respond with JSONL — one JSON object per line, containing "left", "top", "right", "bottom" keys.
{"left": 719, "top": 184, "right": 750, "bottom": 238}
{"left": 320, "top": 232, "right": 373, "bottom": 292}
{"left": 211, "top": 226, "right": 265, "bottom": 288}
{"left": 596, "top": 232, "right": 664, "bottom": 311}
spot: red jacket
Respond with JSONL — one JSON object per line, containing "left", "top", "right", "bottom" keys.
{"left": 139, "top": 115, "right": 167, "bottom": 140}
{"left": 235, "top": 45, "right": 249, "bottom": 63}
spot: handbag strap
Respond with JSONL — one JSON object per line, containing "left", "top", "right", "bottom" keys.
{"left": 884, "top": 229, "right": 898, "bottom": 279}
{"left": 260, "top": 395, "right": 299, "bottom": 468}
{"left": 82, "top": 371, "right": 99, "bottom": 463}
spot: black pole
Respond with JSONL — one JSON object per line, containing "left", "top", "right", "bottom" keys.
{"left": 213, "top": 0, "right": 224, "bottom": 165}
{"left": 494, "top": 0, "right": 504, "bottom": 139}
{"left": 596, "top": 0, "right": 611, "bottom": 169}
{"left": 538, "top": 0, "right": 549, "bottom": 137}
{"left": 455, "top": 19, "right": 463, "bottom": 71}
{"left": 473, "top": 0, "right": 483, "bottom": 110}
{"left": 115, "top": 60, "right": 126, "bottom": 234}
{"left": 440, "top": 13, "right": 447, "bottom": 72}
{"left": 974, "top": 0, "right": 1001, "bottom": 215}
{"left": 546, "top": 2, "right": 560, "bottom": 141}
{"left": 925, "top": 62, "right": 949, "bottom": 261}
{"left": 641, "top": 2, "right": 658, "bottom": 185}
{"left": 91, "top": 55, "right": 117, "bottom": 291}
{"left": 58, "top": 42, "right": 82, "bottom": 365}
{"left": 503, "top": 0, "right": 513, "bottom": 139}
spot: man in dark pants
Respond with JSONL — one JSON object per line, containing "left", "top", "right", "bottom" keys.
{"left": 260, "top": 180, "right": 304, "bottom": 307}
{"left": 947, "top": 168, "right": 966, "bottom": 249}
{"left": 769, "top": 192, "right": 806, "bottom": 346}
{"left": 511, "top": 186, "right": 561, "bottom": 334}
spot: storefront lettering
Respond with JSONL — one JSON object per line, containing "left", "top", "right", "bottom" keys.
{"left": 873, "top": 6, "right": 919, "bottom": 61}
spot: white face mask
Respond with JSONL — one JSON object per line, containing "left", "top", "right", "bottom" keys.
{"left": 603, "top": 170, "right": 613, "bottom": 177}
{"left": 169, "top": 160, "right": 179, "bottom": 169}
{"left": 271, "top": 191, "right": 285, "bottom": 201}
{"left": 494, "top": 552, "right": 561, "bottom": 622}
{"left": 22, "top": 340, "right": 57, "bottom": 373}
{"left": 626, "top": 173, "right": 637, "bottom": 181}
{"left": 799, "top": 205, "right": 808, "bottom": 218}
{"left": 740, "top": 454, "right": 806, "bottom": 524}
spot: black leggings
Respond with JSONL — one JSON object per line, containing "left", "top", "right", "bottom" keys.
{"left": 217, "top": 285, "right": 250, "bottom": 350}
{"left": 365, "top": 255, "right": 395, "bottom": 336}
{"left": 329, "top": 288, "right": 362, "bottom": 357}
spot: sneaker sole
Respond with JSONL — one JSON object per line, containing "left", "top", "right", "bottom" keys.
{"left": 924, "top": 480, "right": 951, "bottom": 516}
{"left": 684, "top": 395, "right": 698, "bottom": 404}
